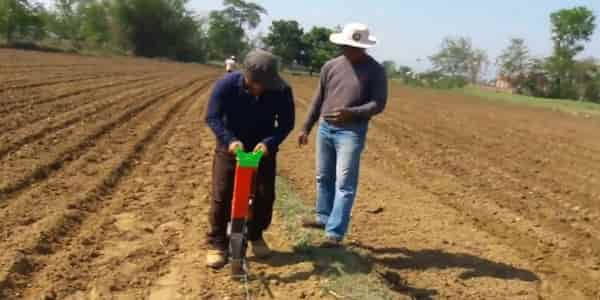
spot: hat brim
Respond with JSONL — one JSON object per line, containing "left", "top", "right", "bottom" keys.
{"left": 330, "top": 33, "right": 377, "bottom": 49}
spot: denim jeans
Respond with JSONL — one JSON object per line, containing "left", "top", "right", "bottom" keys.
{"left": 315, "top": 120, "right": 368, "bottom": 240}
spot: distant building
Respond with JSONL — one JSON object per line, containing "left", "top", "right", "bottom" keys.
{"left": 495, "top": 76, "right": 511, "bottom": 89}
{"left": 495, "top": 75, "right": 515, "bottom": 93}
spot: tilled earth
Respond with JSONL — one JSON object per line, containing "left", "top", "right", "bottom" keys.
{"left": 1, "top": 49, "right": 599, "bottom": 299}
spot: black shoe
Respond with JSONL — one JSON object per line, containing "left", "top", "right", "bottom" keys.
{"left": 302, "top": 217, "right": 325, "bottom": 230}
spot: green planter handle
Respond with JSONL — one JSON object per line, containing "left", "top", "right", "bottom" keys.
{"left": 235, "top": 149, "right": 264, "bottom": 168}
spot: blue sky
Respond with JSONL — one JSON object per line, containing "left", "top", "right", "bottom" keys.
{"left": 190, "top": 0, "right": 600, "bottom": 72}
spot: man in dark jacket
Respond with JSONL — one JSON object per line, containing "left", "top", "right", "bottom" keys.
{"left": 205, "top": 49, "right": 295, "bottom": 268}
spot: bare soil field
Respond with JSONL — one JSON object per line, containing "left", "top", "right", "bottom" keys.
{"left": 1, "top": 49, "right": 599, "bottom": 299}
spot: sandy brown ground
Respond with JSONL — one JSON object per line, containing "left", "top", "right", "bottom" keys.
{"left": 0, "top": 49, "right": 599, "bottom": 299}
{"left": 280, "top": 76, "right": 600, "bottom": 299}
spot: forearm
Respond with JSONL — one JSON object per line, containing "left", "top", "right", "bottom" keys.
{"left": 347, "top": 100, "right": 385, "bottom": 118}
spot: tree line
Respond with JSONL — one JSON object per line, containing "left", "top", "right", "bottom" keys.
{"left": 0, "top": 0, "right": 339, "bottom": 72}
{"left": 1, "top": 0, "right": 208, "bottom": 62}
{"left": 2, "top": 2, "right": 598, "bottom": 102}
{"left": 388, "top": 6, "right": 598, "bottom": 103}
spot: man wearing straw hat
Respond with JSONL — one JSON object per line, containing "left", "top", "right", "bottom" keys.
{"left": 298, "top": 23, "right": 388, "bottom": 247}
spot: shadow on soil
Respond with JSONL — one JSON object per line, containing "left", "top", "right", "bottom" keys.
{"left": 355, "top": 243, "right": 539, "bottom": 282}
{"left": 271, "top": 178, "right": 539, "bottom": 299}
{"left": 254, "top": 241, "right": 539, "bottom": 299}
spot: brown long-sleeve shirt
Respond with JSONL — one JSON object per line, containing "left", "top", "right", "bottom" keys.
{"left": 302, "top": 55, "right": 388, "bottom": 133}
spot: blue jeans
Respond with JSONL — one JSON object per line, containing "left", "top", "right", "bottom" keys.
{"left": 315, "top": 120, "right": 368, "bottom": 240}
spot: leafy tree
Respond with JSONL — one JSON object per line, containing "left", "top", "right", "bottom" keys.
{"left": 221, "top": 0, "right": 266, "bottom": 30}
{"left": 395, "top": 65, "right": 415, "bottom": 83}
{"left": 0, "top": 0, "right": 44, "bottom": 43}
{"left": 429, "top": 37, "right": 472, "bottom": 77}
{"left": 171, "top": 11, "right": 207, "bottom": 62}
{"left": 52, "top": 0, "right": 82, "bottom": 43}
{"left": 112, "top": 0, "right": 207, "bottom": 61}
{"left": 467, "top": 48, "right": 489, "bottom": 84}
{"left": 263, "top": 20, "right": 304, "bottom": 66}
{"left": 398, "top": 65, "right": 412, "bottom": 75}
{"left": 547, "top": 6, "right": 596, "bottom": 99}
{"left": 497, "top": 38, "right": 530, "bottom": 79}
{"left": 573, "top": 57, "right": 600, "bottom": 102}
{"left": 206, "top": 0, "right": 266, "bottom": 60}
{"left": 429, "top": 36, "right": 488, "bottom": 83}
{"left": 382, "top": 60, "right": 397, "bottom": 77}
{"left": 78, "top": 0, "right": 110, "bottom": 46}
{"left": 396, "top": 65, "right": 413, "bottom": 79}
{"left": 550, "top": 6, "right": 596, "bottom": 60}
{"left": 301, "top": 26, "right": 338, "bottom": 75}
{"left": 28, "top": 3, "right": 47, "bottom": 39}
{"left": 207, "top": 10, "right": 246, "bottom": 59}
{"left": 518, "top": 57, "right": 549, "bottom": 97}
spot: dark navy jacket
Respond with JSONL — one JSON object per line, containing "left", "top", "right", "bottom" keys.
{"left": 205, "top": 72, "right": 295, "bottom": 153}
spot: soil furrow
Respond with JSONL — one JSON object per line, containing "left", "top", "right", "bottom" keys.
{"left": 0, "top": 78, "right": 214, "bottom": 299}
{"left": 0, "top": 77, "right": 204, "bottom": 203}
{"left": 0, "top": 76, "right": 167, "bottom": 157}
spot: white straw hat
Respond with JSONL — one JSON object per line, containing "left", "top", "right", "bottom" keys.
{"left": 330, "top": 23, "right": 377, "bottom": 49}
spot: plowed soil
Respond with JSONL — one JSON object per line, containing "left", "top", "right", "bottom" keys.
{"left": 1, "top": 49, "right": 599, "bottom": 300}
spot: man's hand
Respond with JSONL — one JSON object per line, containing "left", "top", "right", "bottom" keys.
{"left": 254, "top": 143, "right": 269, "bottom": 156}
{"left": 325, "top": 108, "right": 353, "bottom": 124}
{"left": 298, "top": 131, "right": 309, "bottom": 147}
{"left": 228, "top": 141, "right": 244, "bottom": 154}
{"left": 253, "top": 143, "right": 269, "bottom": 156}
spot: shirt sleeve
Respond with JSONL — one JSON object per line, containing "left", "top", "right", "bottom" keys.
{"left": 205, "top": 78, "right": 237, "bottom": 146}
{"left": 302, "top": 66, "right": 328, "bottom": 134}
{"left": 262, "top": 87, "right": 296, "bottom": 153}
{"left": 347, "top": 67, "right": 388, "bottom": 118}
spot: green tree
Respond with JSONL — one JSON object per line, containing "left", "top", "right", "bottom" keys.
{"left": 518, "top": 57, "right": 549, "bottom": 97}
{"left": 263, "top": 20, "right": 304, "bottom": 66}
{"left": 221, "top": 0, "right": 266, "bottom": 30}
{"left": 547, "top": 6, "right": 596, "bottom": 99}
{"left": 550, "top": 7, "right": 596, "bottom": 60}
{"left": 382, "top": 60, "right": 397, "bottom": 77}
{"left": 28, "top": 3, "right": 46, "bottom": 40}
{"left": 468, "top": 49, "right": 489, "bottom": 84}
{"left": 573, "top": 57, "right": 600, "bottom": 102}
{"left": 52, "top": 0, "right": 82, "bottom": 43}
{"left": 301, "top": 26, "right": 338, "bottom": 75}
{"left": 207, "top": 10, "right": 246, "bottom": 59}
{"left": 429, "top": 37, "right": 472, "bottom": 77}
{"left": 497, "top": 38, "right": 530, "bottom": 79}
{"left": 0, "top": 0, "right": 44, "bottom": 43}
{"left": 397, "top": 65, "right": 413, "bottom": 76}
{"left": 78, "top": 0, "right": 110, "bottom": 46}
{"left": 112, "top": 0, "right": 206, "bottom": 61}
{"left": 429, "top": 36, "right": 488, "bottom": 83}
{"left": 206, "top": 0, "right": 266, "bottom": 60}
